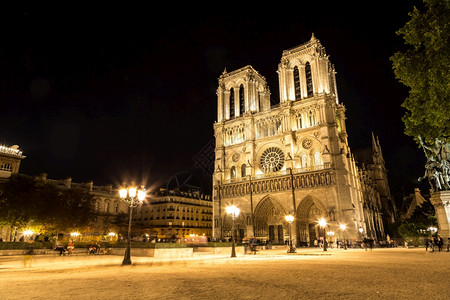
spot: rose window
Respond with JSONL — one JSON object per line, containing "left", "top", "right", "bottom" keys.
{"left": 260, "top": 147, "right": 285, "bottom": 173}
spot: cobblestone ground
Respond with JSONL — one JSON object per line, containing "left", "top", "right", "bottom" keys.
{"left": 0, "top": 248, "right": 448, "bottom": 299}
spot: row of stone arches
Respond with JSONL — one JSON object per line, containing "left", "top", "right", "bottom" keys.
{"left": 221, "top": 194, "right": 329, "bottom": 246}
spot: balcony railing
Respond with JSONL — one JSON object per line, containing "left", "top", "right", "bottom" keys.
{"left": 216, "top": 165, "right": 334, "bottom": 199}
{"left": 222, "top": 162, "right": 331, "bottom": 185}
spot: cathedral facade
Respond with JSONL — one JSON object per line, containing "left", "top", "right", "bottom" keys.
{"left": 212, "top": 35, "right": 396, "bottom": 246}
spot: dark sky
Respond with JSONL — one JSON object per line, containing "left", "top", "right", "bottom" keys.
{"left": 0, "top": 2, "right": 428, "bottom": 202}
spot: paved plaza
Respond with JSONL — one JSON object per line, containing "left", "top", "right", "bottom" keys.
{"left": 0, "top": 247, "right": 448, "bottom": 299}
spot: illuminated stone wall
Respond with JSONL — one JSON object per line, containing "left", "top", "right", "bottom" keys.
{"left": 212, "top": 35, "right": 394, "bottom": 245}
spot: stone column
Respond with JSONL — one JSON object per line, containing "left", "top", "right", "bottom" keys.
{"left": 217, "top": 87, "right": 224, "bottom": 122}
{"left": 277, "top": 63, "right": 288, "bottom": 103}
{"left": 286, "top": 67, "right": 295, "bottom": 101}
{"left": 430, "top": 191, "right": 450, "bottom": 249}
{"left": 224, "top": 90, "right": 230, "bottom": 120}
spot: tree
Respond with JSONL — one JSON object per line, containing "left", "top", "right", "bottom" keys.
{"left": 56, "top": 188, "right": 97, "bottom": 232}
{"left": 391, "top": 0, "right": 450, "bottom": 146}
{"left": 0, "top": 174, "right": 98, "bottom": 237}
{"left": 391, "top": 198, "right": 437, "bottom": 244}
{"left": 0, "top": 174, "right": 39, "bottom": 240}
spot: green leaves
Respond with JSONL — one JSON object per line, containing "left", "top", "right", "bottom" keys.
{"left": 391, "top": 0, "right": 450, "bottom": 147}
{"left": 0, "top": 174, "right": 97, "bottom": 233}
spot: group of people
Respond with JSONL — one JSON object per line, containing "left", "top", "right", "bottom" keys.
{"left": 53, "top": 239, "right": 75, "bottom": 256}
{"left": 88, "top": 242, "right": 103, "bottom": 255}
{"left": 54, "top": 240, "right": 107, "bottom": 255}
{"left": 426, "top": 235, "right": 446, "bottom": 252}
{"left": 362, "top": 237, "right": 375, "bottom": 250}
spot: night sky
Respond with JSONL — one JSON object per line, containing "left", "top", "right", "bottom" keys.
{"left": 0, "top": 2, "right": 429, "bottom": 203}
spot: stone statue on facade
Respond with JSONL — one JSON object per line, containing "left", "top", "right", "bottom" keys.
{"left": 418, "top": 136, "right": 450, "bottom": 192}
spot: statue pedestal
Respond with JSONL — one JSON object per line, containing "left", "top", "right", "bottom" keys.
{"left": 430, "top": 191, "right": 450, "bottom": 248}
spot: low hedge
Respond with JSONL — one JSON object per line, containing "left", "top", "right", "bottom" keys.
{"left": 0, "top": 241, "right": 246, "bottom": 250}
{"left": 0, "top": 241, "right": 188, "bottom": 250}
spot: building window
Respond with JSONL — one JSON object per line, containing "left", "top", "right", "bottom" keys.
{"left": 230, "top": 166, "right": 236, "bottom": 179}
{"left": 241, "top": 164, "right": 246, "bottom": 177}
{"left": 314, "top": 151, "right": 322, "bottom": 166}
{"left": 305, "top": 62, "right": 313, "bottom": 97}
{"left": 301, "top": 153, "right": 308, "bottom": 168}
{"left": 296, "top": 114, "right": 303, "bottom": 129}
{"left": 0, "top": 163, "right": 12, "bottom": 172}
{"left": 230, "top": 88, "right": 235, "bottom": 119}
{"left": 258, "top": 93, "right": 262, "bottom": 112}
{"left": 239, "top": 84, "right": 245, "bottom": 115}
{"left": 308, "top": 110, "right": 317, "bottom": 127}
{"left": 293, "top": 66, "right": 301, "bottom": 100}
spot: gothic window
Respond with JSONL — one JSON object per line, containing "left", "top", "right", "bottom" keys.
{"left": 309, "top": 109, "right": 317, "bottom": 126}
{"left": 305, "top": 62, "right": 313, "bottom": 97}
{"left": 241, "top": 164, "right": 246, "bottom": 177}
{"left": 0, "top": 163, "right": 12, "bottom": 171}
{"left": 271, "top": 124, "right": 276, "bottom": 136}
{"left": 230, "top": 166, "right": 236, "bottom": 179}
{"left": 258, "top": 93, "right": 262, "bottom": 112}
{"left": 301, "top": 153, "right": 308, "bottom": 168}
{"left": 314, "top": 151, "right": 322, "bottom": 166}
{"left": 260, "top": 147, "right": 285, "bottom": 173}
{"left": 296, "top": 114, "right": 303, "bottom": 129}
{"left": 277, "top": 119, "right": 282, "bottom": 133}
{"left": 294, "top": 66, "right": 301, "bottom": 100}
{"left": 230, "top": 88, "right": 235, "bottom": 119}
{"left": 239, "top": 84, "right": 245, "bottom": 115}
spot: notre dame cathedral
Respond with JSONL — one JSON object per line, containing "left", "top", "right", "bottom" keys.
{"left": 212, "top": 35, "right": 397, "bottom": 246}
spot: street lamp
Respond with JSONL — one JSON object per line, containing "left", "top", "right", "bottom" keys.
{"left": 119, "top": 185, "right": 146, "bottom": 265}
{"left": 23, "top": 229, "right": 33, "bottom": 242}
{"left": 427, "top": 227, "right": 438, "bottom": 234}
{"left": 285, "top": 214, "right": 296, "bottom": 253}
{"left": 70, "top": 232, "right": 81, "bottom": 242}
{"left": 339, "top": 224, "right": 347, "bottom": 250}
{"left": 108, "top": 232, "right": 117, "bottom": 241}
{"left": 327, "top": 231, "right": 335, "bottom": 248}
{"left": 318, "top": 218, "right": 327, "bottom": 251}
{"left": 226, "top": 205, "right": 240, "bottom": 258}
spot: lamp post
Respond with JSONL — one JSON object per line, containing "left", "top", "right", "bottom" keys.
{"left": 23, "top": 229, "right": 34, "bottom": 242}
{"left": 108, "top": 232, "right": 117, "bottom": 241}
{"left": 318, "top": 218, "right": 327, "bottom": 251}
{"left": 339, "top": 224, "right": 347, "bottom": 250}
{"left": 285, "top": 214, "right": 296, "bottom": 253}
{"left": 359, "top": 227, "right": 364, "bottom": 240}
{"left": 70, "top": 232, "right": 81, "bottom": 242}
{"left": 226, "top": 205, "right": 240, "bottom": 258}
{"left": 327, "top": 231, "right": 335, "bottom": 249}
{"left": 119, "top": 185, "right": 146, "bottom": 265}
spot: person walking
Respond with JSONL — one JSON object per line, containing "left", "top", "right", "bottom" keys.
{"left": 24, "top": 240, "right": 34, "bottom": 268}
{"left": 429, "top": 237, "right": 435, "bottom": 252}
{"left": 436, "top": 236, "right": 443, "bottom": 252}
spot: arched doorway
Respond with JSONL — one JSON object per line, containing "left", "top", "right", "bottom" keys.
{"left": 296, "top": 196, "right": 328, "bottom": 247}
{"left": 254, "top": 195, "right": 287, "bottom": 243}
